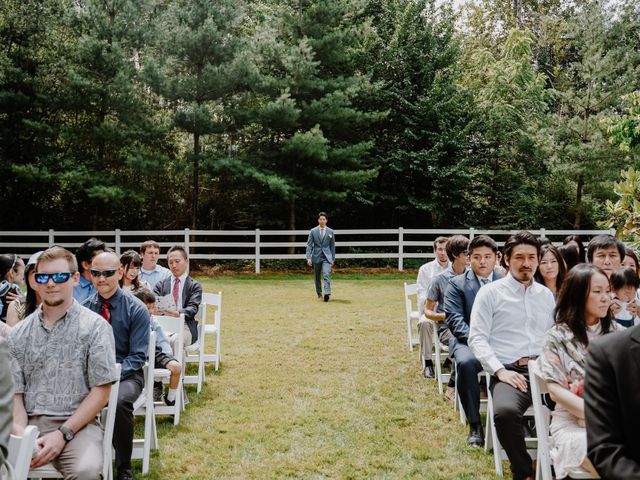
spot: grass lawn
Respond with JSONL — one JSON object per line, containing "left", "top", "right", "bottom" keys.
{"left": 142, "top": 273, "right": 508, "bottom": 479}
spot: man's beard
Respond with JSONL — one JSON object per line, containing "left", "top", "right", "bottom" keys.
{"left": 44, "top": 298, "right": 65, "bottom": 307}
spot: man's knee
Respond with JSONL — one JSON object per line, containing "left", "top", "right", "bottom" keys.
{"left": 65, "top": 461, "right": 102, "bottom": 480}
{"left": 493, "top": 399, "right": 521, "bottom": 427}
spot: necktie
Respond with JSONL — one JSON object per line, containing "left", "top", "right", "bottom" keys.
{"left": 320, "top": 229, "right": 325, "bottom": 241}
{"left": 172, "top": 277, "right": 180, "bottom": 306}
{"left": 100, "top": 300, "right": 111, "bottom": 323}
{"left": 480, "top": 278, "right": 489, "bottom": 286}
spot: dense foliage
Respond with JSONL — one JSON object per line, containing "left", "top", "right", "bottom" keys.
{"left": 1, "top": 0, "right": 639, "bottom": 230}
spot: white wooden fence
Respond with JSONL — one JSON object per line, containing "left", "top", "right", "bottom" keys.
{"left": 0, "top": 228, "right": 614, "bottom": 273}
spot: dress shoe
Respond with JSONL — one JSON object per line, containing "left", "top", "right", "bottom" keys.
{"left": 153, "top": 381, "right": 163, "bottom": 402}
{"left": 423, "top": 364, "right": 435, "bottom": 379}
{"left": 164, "top": 395, "right": 176, "bottom": 407}
{"left": 317, "top": 294, "right": 322, "bottom": 299}
{"left": 467, "top": 424, "right": 484, "bottom": 447}
{"left": 324, "top": 294, "right": 330, "bottom": 302}
{"left": 117, "top": 468, "right": 134, "bottom": 480}
{"left": 185, "top": 340, "right": 200, "bottom": 353}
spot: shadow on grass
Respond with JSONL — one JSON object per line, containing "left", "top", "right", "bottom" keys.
{"left": 326, "top": 299, "right": 352, "bottom": 304}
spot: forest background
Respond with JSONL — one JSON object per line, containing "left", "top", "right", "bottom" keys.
{"left": 2, "top": 0, "right": 640, "bottom": 233}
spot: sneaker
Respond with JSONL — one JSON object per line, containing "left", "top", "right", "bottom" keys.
{"left": 185, "top": 340, "right": 201, "bottom": 353}
{"left": 445, "top": 386, "right": 456, "bottom": 403}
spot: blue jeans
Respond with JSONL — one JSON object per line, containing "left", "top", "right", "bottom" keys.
{"left": 313, "top": 260, "right": 332, "bottom": 296}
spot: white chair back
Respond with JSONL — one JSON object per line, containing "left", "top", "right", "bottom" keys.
{"left": 152, "top": 314, "right": 185, "bottom": 425}
{"left": 101, "top": 363, "right": 122, "bottom": 480}
{"left": 528, "top": 359, "right": 553, "bottom": 480}
{"left": 403, "top": 283, "right": 420, "bottom": 351}
{"left": 131, "top": 330, "right": 157, "bottom": 474}
{"left": 7, "top": 425, "right": 39, "bottom": 480}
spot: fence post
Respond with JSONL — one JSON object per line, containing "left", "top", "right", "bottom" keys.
{"left": 609, "top": 228, "right": 616, "bottom": 236}
{"left": 540, "top": 228, "right": 546, "bottom": 240}
{"left": 469, "top": 227, "right": 475, "bottom": 240}
{"left": 115, "top": 229, "right": 121, "bottom": 254}
{"left": 184, "top": 228, "right": 190, "bottom": 255}
{"left": 48, "top": 229, "right": 55, "bottom": 247}
{"left": 255, "top": 228, "right": 261, "bottom": 274}
{"left": 398, "top": 227, "right": 404, "bottom": 271}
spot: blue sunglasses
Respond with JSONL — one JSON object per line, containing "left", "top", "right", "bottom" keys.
{"left": 34, "top": 272, "right": 73, "bottom": 284}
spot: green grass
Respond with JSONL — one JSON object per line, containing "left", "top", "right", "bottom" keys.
{"left": 141, "top": 274, "right": 508, "bottom": 479}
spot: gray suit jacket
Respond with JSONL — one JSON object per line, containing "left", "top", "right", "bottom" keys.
{"left": 306, "top": 226, "right": 336, "bottom": 264}
{"left": 154, "top": 276, "right": 203, "bottom": 343}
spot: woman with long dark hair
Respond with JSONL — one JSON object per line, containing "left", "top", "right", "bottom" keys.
{"left": 119, "top": 250, "right": 149, "bottom": 292}
{"left": 534, "top": 244, "right": 566, "bottom": 298}
{"left": 538, "top": 264, "right": 621, "bottom": 478}
{"left": 0, "top": 253, "right": 25, "bottom": 323}
{"left": 562, "top": 235, "right": 586, "bottom": 263}
{"left": 6, "top": 252, "right": 43, "bottom": 326}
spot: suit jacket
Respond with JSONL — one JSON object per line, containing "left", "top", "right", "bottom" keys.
{"left": 154, "top": 275, "right": 202, "bottom": 343}
{"left": 444, "top": 268, "right": 503, "bottom": 354}
{"left": 584, "top": 326, "right": 640, "bottom": 479}
{"left": 306, "top": 226, "right": 336, "bottom": 264}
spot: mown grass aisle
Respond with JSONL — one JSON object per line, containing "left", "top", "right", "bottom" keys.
{"left": 145, "top": 274, "right": 504, "bottom": 479}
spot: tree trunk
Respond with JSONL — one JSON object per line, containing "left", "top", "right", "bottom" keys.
{"left": 192, "top": 132, "right": 200, "bottom": 230}
{"left": 514, "top": 0, "right": 524, "bottom": 29}
{"left": 573, "top": 174, "right": 584, "bottom": 228}
{"left": 288, "top": 197, "right": 296, "bottom": 254}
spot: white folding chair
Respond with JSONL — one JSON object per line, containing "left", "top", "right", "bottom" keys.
{"left": 454, "top": 370, "right": 488, "bottom": 427}
{"left": 485, "top": 372, "right": 537, "bottom": 477}
{"left": 184, "top": 291, "right": 222, "bottom": 393}
{"left": 529, "top": 359, "right": 599, "bottom": 480}
{"left": 153, "top": 314, "right": 184, "bottom": 425}
{"left": 7, "top": 425, "right": 39, "bottom": 480}
{"left": 26, "top": 364, "right": 122, "bottom": 480}
{"left": 403, "top": 283, "right": 420, "bottom": 351}
{"left": 431, "top": 321, "right": 451, "bottom": 395}
{"left": 132, "top": 331, "right": 158, "bottom": 475}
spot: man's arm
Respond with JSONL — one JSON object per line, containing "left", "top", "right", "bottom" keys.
{"left": 329, "top": 231, "right": 336, "bottom": 264}
{"left": 121, "top": 304, "right": 150, "bottom": 379}
{"left": 11, "top": 393, "right": 27, "bottom": 435}
{"left": 306, "top": 231, "right": 314, "bottom": 265}
{"left": 424, "top": 298, "right": 445, "bottom": 321}
{"left": 443, "top": 279, "right": 469, "bottom": 342}
{"left": 30, "top": 384, "right": 111, "bottom": 469}
{"left": 180, "top": 279, "right": 202, "bottom": 321}
{"left": 584, "top": 338, "right": 640, "bottom": 479}
{"left": 468, "top": 287, "right": 502, "bottom": 374}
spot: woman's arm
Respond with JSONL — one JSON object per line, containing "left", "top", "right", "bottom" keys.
{"left": 547, "top": 381, "right": 585, "bottom": 420}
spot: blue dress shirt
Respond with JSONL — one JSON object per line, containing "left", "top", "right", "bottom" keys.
{"left": 73, "top": 275, "right": 96, "bottom": 303}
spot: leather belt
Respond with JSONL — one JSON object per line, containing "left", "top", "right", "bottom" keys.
{"left": 514, "top": 355, "right": 538, "bottom": 367}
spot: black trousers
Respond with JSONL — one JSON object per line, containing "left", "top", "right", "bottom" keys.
{"left": 114, "top": 371, "right": 144, "bottom": 471}
{"left": 489, "top": 364, "right": 533, "bottom": 480}
{"left": 452, "top": 344, "right": 483, "bottom": 425}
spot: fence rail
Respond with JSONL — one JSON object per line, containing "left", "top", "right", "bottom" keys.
{"left": 0, "top": 227, "right": 614, "bottom": 273}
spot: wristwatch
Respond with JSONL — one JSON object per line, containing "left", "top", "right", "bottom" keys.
{"left": 58, "top": 425, "right": 75, "bottom": 442}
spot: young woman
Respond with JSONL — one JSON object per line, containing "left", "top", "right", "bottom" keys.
{"left": 6, "top": 251, "right": 43, "bottom": 326}
{"left": 534, "top": 244, "right": 566, "bottom": 298}
{"left": 0, "top": 253, "right": 25, "bottom": 323}
{"left": 621, "top": 247, "right": 640, "bottom": 275}
{"left": 539, "top": 264, "right": 622, "bottom": 478}
{"left": 562, "top": 235, "right": 586, "bottom": 263}
{"left": 119, "top": 249, "right": 150, "bottom": 292}
{"left": 558, "top": 245, "right": 579, "bottom": 272}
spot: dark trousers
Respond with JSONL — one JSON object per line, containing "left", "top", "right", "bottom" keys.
{"left": 452, "top": 344, "right": 483, "bottom": 425}
{"left": 489, "top": 364, "right": 533, "bottom": 480}
{"left": 114, "top": 371, "right": 144, "bottom": 471}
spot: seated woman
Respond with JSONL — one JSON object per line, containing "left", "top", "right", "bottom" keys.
{"left": 539, "top": 263, "right": 622, "bottom": 479}
{"left": 534, "top": 244, "right": 565, "bottom": 299}
{"left": 119, "top": 249, "right": 150, "bottom": 292}
{"left": 6, "top": 251, "right": 43, "bottom": 326}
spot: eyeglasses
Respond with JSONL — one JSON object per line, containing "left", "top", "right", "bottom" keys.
{"left": 90, "top": 269, "right": 117, "bottom": 278}
{"left": 34, "top": 272, "right": 73, "bottom": 284}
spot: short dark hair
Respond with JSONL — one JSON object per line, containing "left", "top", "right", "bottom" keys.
{"left": 133, "top": 288, "right": 156, "bottom": 304}
{"left": 167, "top": 245, "right": 188, "bottom": 259}
{"left": 610, "top": 267, "right": 640, "bottom": 291}
{"left": 433, "top": 236, "right": 449, "bottom": 248}
{"left": 503, "top": 231, "right": 539, "bottom": 259}
{"left": 75, "top": 237, "right": 106, "bottom": 273}
{"left": 318, "top": 211, "right": 328, "bottom": 220}
{"left": 586, "top": 235, "right": 625, "bottom": 263}
{"left": 140, "top": 240, "right": 161, "bottom": 254}
{"left": 468, "top": 235, "right": 498, "bottom": 255}
{"left": 446, "top": 235, "right": 469, "bottom": 262}
{"left": 554, "top": 264, "right": 614, "bottom": 346}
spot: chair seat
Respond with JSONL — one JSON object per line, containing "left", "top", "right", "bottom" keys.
{"left": 28, "top": 465, "right": 64, "bottom": 478}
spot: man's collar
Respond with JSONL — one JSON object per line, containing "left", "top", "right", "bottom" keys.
{"left": 141, "top": 264, "right": 158, "bottom": 274}
{"left": 99, "top": 287, "right": 122, "bottom": 302}
{"left": 78, "top": 275, "right": 92, "bottom": 287}
{"left": 504, "top": 273, "right": 535, "bottom": 293}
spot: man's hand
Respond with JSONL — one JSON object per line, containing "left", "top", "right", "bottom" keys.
{"left": 307, "top": 260, "right": 312, "bottom": 267}
{"left": 31, "top": 430, "right": 66, "bottom": 468}
{"left": 496, "top": 368, "right": 528, "bottom": 393}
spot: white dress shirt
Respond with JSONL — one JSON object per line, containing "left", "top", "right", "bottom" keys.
{"left": 468, "top": 273, "right": 555, "bottom": 374}
{"left": 416, "top": 259, "right": 450, "bottom": 311}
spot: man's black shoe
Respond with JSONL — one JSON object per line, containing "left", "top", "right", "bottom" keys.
{"left": 324, "top": 294, "right": 330, "bottom": 302}
{"left": 153, "top": 381, "right": 163, "bottom": 402}
{"left": 164, "top": 395, "right": 176, "bottom": 407}
{"left": 467, "top": 424, "right": 484, "bottom": 447}
{"left": 117, "top": 468, "right": 134, "bottom": 480}
{"left": 317, "top": 294, "right": 322, "bottom": 299}
{"left": 423, "top": 364, "right": 435, "bottom": 379}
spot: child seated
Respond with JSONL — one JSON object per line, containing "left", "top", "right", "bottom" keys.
{"left": 133, "top": 289, "right": 183, "bottom": 406}
{"left": 610, "top": 268, "right": 639, "bottom": 328}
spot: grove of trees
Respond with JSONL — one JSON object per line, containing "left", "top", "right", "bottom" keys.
{"left": 1, "top": 0, "right": 639, "bottom": 231}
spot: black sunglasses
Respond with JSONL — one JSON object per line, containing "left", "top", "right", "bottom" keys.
{"left": 90, "top": 269, "right": 118, "bottom": 278}
{"left": 34, "top": 272, "right": 73, "bottom": 284}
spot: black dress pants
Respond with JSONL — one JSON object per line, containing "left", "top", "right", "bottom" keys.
{"left": 453, "top": 344, "right": 483, "bottom": 425}
{"left": 114, "top": 371, "right": 144, "bottom": 471}
{"left": 489, "top": 364, "right": 533, "bottom": 480}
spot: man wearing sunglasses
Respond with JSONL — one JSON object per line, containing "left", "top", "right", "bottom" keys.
{"left": 83, "top": 251, "right": 150, "bottom": 480}
{"left": 8, "top": 246, "right": 118, "bottom": 478}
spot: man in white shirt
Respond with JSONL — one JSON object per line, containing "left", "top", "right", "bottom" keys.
{"left": 415, "top": 236, "right": 449, "bottom": 377}
{"left": 139, "top": 240, "right": 171, "bottom": 290}
{"left": 469, "top": 231, "right": 555, "bottom": 480}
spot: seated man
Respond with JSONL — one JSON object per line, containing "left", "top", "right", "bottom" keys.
{"left": 154, "top": 245, "right": 202, "bottom": 350}
{"left": 444, "top": 235, "right": 501, "bottom": 446}
{"left": 133, "top": 288, "right": 183, "bottom": 407}
{"left": 139, "top": 240, "right": 171, "bottom": 291}
{"left": 73, "top": 237, "right": 106, "bottom": 303}
{"left": 469, "top": 231, "right": 555, "bottom": 480}
{"left": 9, "top": 246, "right": 117, "bottom": 479}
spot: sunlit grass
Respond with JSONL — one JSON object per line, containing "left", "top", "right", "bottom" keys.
{"left": 139, "top": 273, "right": 507, "bottom": 479}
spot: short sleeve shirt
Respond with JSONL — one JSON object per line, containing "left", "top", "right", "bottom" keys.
{"left": 8, "top": 300, "right": 117, "bottom": 417}
{"left": 427, "top": 268, "right": 456, "bottom": 313}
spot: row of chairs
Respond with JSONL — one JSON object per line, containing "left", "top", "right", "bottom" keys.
{"left": 5, "top": 292, "right": 222, "bottom": 480}
{"left": 403, "top": 282, "right": 597, "bottom": 479}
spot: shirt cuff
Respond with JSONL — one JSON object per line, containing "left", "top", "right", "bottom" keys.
{"left": 486, "top": 357, "right": 504, "bottom": 376}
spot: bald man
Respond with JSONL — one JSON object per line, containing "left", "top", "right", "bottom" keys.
{"left": 83, "top": 252, "right": 149, "bottom": 480}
